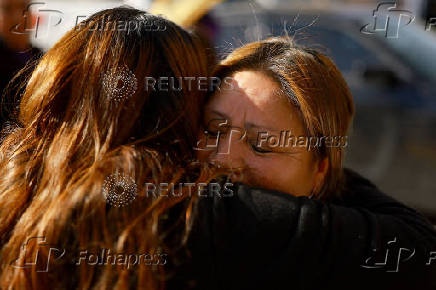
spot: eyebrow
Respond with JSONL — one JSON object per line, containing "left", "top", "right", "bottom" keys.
{"left": 209, "top": 110, "right": 229, "bottom": 120}
{"left": 208, "top": 110, "right": 277, "bottom": 131}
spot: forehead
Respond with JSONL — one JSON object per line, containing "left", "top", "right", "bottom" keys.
{"left": 210, "top": 71, "right": 283, "bottom": 111}
{"left": 229, "top": 71, "right": 279, "bottom": 106}
{"left": 207, "top": 70, "right": 303, "bottom": 131}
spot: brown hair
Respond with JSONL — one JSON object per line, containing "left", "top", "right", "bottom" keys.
{"left": 213, "top": 37, "right": 355, "bottom": 200}
{"left": 0, "top": 7, "right": 213, "bottom": 289}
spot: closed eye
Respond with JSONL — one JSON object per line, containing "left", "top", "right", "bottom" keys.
{"left": 205, "top": 129, "right": 219, "bottom": 137}
{"left": 250, "top": 143, "right": 273, "bottom": 154}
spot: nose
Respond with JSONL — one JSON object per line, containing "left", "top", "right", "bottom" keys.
{"left": 209, "top": 128, "right": 247, "bottom": 181}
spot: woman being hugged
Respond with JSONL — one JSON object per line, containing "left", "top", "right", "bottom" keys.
{"left": 192, "top": 37, "right": 436, "bottom": 290}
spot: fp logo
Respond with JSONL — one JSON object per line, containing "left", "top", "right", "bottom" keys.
{"left": 10, "top": 236, "right": 66, "bottom": 273}
{"left": 10, "top": 2, "right": 63, "bottom": 39}
{"left": 361, "top": 237, "right": 415, "bottom": 272}
{"left": 361, "top": 2, "right": 414, "bottom": 38}
{"left": 194, "top": 119, "right": 246, "bottom": 155}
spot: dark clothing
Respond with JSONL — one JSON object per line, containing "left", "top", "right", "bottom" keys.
{"left": 0, "top": 39, "right": 41, "bottom": 128}
{"left": 181, "top": 169, "right": 436, "bottom": 290}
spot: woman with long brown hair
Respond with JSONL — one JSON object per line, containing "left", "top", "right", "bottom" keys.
{"left": 0, "top": 7, "right": 215, "bottom": 289}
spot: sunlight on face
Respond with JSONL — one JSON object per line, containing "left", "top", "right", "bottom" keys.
{"left": 200, "top": 71, "right": 327, "bottom": 196}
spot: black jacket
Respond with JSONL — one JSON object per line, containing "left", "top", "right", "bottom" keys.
{"left": 0, "top": 39, "right": 41, "bottom": 128}
{"left": 177, "top": 169, "right": 436, "bottom": 290}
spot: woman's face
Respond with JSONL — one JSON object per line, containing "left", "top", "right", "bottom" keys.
{"left": 199, "top": 71, "right": 328, "bottom": 196}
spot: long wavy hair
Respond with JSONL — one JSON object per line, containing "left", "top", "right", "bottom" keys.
{"left": 0, "top": 7, "right": 214, "bottom": 289}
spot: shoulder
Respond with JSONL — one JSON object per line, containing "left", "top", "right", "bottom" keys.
{"left": 185, "top": 173, "right": 436, "bottom": 289}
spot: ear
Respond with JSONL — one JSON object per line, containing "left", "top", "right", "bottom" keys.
{"left": 312, "top": 157, "right": 329, "bottom": 194}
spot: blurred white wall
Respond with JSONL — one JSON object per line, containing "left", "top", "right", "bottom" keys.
{"left": 27, "top": 0, "right": 152, "bottom": 51}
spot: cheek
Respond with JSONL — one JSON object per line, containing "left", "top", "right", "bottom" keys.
{"left": 246, "top": 155, "right": 316, "bottom": 196}
{"left": 195, "top": 132, "right": 208, "bottom": 161}
{"left": 196, "top": 149, "right": 210, "bottom": 162}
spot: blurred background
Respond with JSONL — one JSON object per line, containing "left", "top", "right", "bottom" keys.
{"left": 1, "top": 0, "right": 435, "bottom": 223}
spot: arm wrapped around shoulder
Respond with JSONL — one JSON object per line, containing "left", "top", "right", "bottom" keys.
{"left": 187, "top": 170, "right": 436, "bottom": 290}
